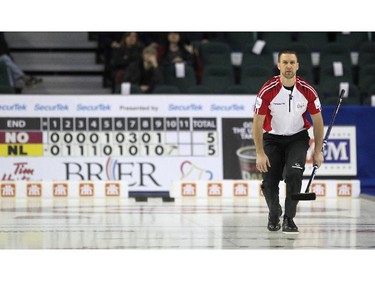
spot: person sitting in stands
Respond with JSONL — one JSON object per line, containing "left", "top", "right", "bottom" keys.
{"left": 160, "top": 32, "right": 194, "bottom": 66}
{"left": 0, "top": 32, "right": 42, "bottom": 89}
{"left": 122, "top": 45, "right": 164, "bottom": 93}
{"left": 111, "top": 32, "right": 144, "bottom": 88}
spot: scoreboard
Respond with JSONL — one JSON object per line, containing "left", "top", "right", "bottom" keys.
{"left": 0, "top": 117, "right": 218, "bottom": 158}
{"left": 0, "top": 95, "right": 357, "bottom": 194}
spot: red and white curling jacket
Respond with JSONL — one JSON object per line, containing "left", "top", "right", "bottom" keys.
{"left": 254, "top": 75, "right": 322, "bottom": 136}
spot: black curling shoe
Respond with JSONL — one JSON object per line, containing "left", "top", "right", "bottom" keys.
{"left": 267, "top": 205, "right": 283, "bottom": 231}
{"left": 282, "top": 216, "right": 299, "bottom": 234}
{"left": 267, "top": 215, "right": 281, "bottom": 231}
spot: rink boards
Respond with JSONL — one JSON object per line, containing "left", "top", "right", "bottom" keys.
{"left": 0, "top": 179, "right": 360, "bottom": 199}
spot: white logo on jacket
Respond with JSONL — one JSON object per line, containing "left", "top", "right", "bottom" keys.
{"left": 255, "top": 97, "right": 262, "bottom": 109}
{"left": 296, "top": 102, "right": 306, "bottom": 111}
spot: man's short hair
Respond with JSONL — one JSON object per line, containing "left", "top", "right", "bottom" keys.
{"left": 278, "top": 49, "right": 298, "bottom": 62}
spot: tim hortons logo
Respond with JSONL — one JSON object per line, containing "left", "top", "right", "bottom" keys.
{"left": 233, "top": 182, "right": 248, "bottom": 196}
{"left": 1, "top": 183, "right": 16, "bottom": 197}
{"left": 79, "top": 183, "right": 94, "bottom": 197}
{"left": 53, "top": 183, "right": 69, "bottom": 197}
{"left": 27, "top": 183, "right": 42, "bottom": 197}
{"left": 181, "top": 183, "right": 196, "bottom": 196}
{"left": 311, "top": 183, "right": 326, "bottom": 197}
{"left": 207, "top": 183, "right": 222, "bottom": 196}
{"left": 105, "top": 182, "right": 120, "bottom": 196}
{"left": 337, "top": 183, "right": 352, "bottom": 197}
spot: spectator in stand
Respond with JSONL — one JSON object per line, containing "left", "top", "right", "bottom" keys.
{"left": 96, "top": 32, "right": 124, "bottom": 62}
{"left": 110, "top": 32, "right": 144, "bottom": 90}
{"left": 122, "top": 45, "right": 164, "bottom": 93}
{"left": 160, "top": 32, "right": 194, "bottom": 66}
{"left": 95, "top": 32, "right": 123, "bottom": 88}
{"left": 0, "top": 32, "right": 42, "bottom": 89}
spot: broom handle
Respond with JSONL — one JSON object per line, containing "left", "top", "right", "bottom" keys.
{"left": 304, "top": 89, "right": 345, "bottom": 193}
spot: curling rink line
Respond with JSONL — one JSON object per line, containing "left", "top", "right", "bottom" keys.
{"left": 0, "top": 195, "right": 374, "bottom": 249}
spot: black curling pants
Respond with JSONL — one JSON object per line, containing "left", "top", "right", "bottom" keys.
{"left": 261, "top": 130, "right": 310, "bottom": 219}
